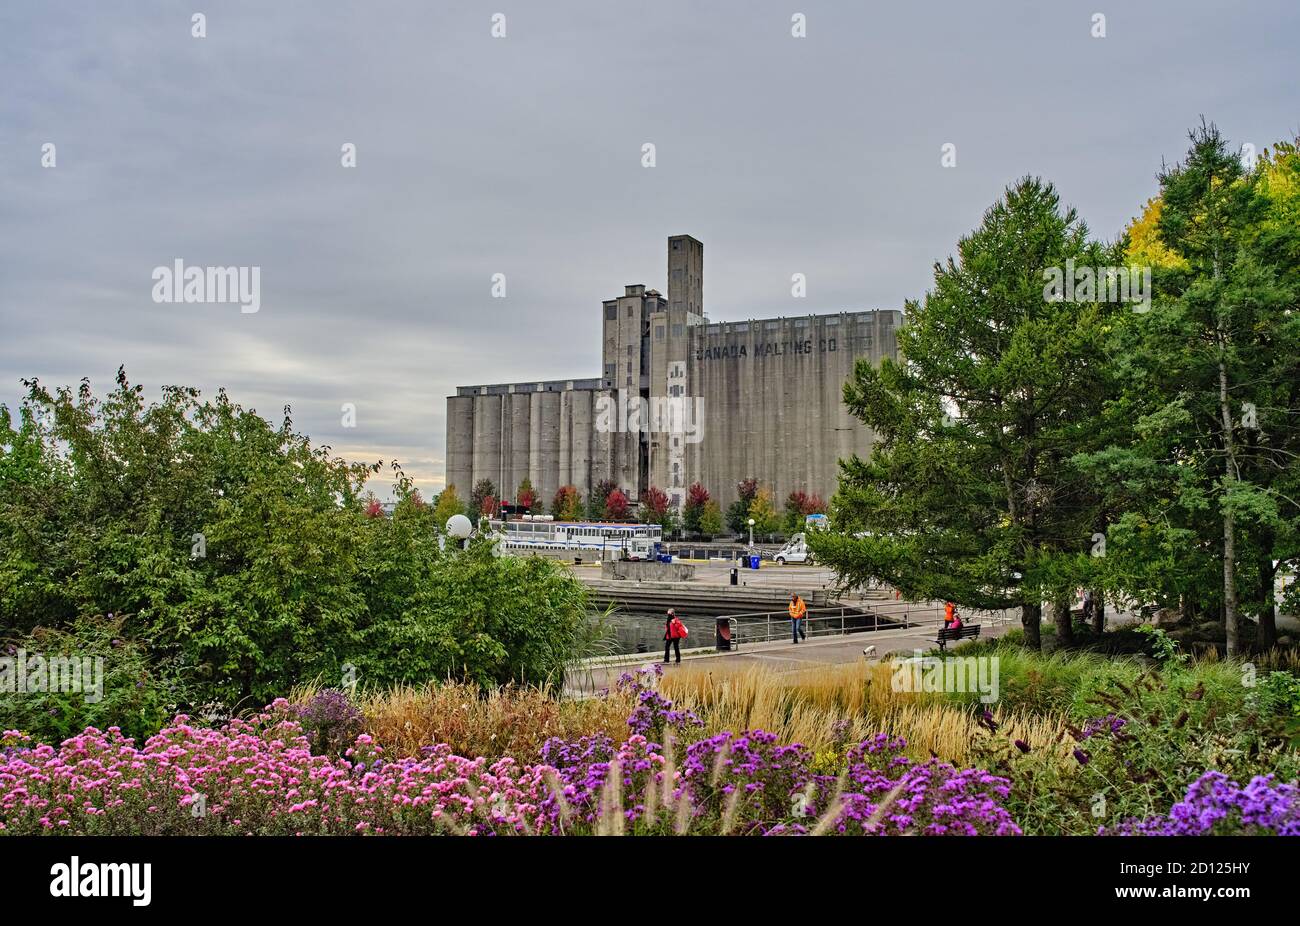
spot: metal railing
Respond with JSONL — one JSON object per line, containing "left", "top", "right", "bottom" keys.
{"left": 717, "top": 603, "right": 1014, "bottom": 647}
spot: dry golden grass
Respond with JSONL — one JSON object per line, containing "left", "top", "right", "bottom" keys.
{"left": 1195, "top": 646, "right": 1300, "bottom": 671}
{"left": 659, "top": 661, "right": 1071, "bottom": 765}
{"left": 292, "top": 680, "right": 634, "bottom": 760}
{"left": 296, "top": 657, "right": 1078, "bottom": 767}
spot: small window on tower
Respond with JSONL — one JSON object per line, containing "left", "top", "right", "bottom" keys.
{"left": 656, "top": 326, "right": 664, "bottom": 339}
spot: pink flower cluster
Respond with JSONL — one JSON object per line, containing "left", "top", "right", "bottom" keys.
{"left": 0, "top": 702, "right": 549, "bottom": 836}
{"left": 0, "top": 689, "right": 1024, "bottom": 836}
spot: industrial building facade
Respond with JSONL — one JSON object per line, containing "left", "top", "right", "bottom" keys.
{"left": 445, "top": 236, "right": 902, "bottom": 513}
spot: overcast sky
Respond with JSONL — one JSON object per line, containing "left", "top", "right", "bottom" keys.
{"left": 2, "top": 1, "right": 1297, "bottom": 497}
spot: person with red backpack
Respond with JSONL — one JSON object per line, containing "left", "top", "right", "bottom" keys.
{"left": 664, "top": 609, "right": 688, "bottom": 664}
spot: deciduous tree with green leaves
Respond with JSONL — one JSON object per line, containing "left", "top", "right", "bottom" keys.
{"left": 0, "top": 372, "right": 593, "bottom": 723}
{"left": 432, "top": 483, "right": 465, "bottom": 528}
{"left": 1077, "top": 125, "right": 1300, "bottom": 654}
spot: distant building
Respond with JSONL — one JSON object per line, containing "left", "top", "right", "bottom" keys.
{"left": 445, "top": 236, "right": 901, "bottom": 512}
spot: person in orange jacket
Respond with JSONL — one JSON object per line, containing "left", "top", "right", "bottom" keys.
{"left": 788, "top": 593, "right": 807, "bottom": 644}
{"left": 944, "top": 601, "right": 963, "bottom": 630}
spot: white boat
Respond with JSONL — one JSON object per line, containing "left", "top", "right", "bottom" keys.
{"left": 485, "top": 518, "right": 662, "bottom": 561}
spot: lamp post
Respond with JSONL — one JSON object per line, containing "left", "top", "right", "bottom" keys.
{"left": 747, "top": 517, "right": 755, "bottom": 552}
{"left": 446, "top": 513, "right": 473, "bottom": 551}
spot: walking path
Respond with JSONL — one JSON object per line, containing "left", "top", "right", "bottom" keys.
{"left": 566, "top": 614, "right": 1019, "bottom": 696}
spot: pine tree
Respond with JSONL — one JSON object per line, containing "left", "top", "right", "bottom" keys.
{"left": 811, "top": 177, "right": 1118, "bottom": 649}
{"left": 1084, "top": 125, "right": 1300, "bottom": 654}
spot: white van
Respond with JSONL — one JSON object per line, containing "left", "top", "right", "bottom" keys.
{"left": 772, "top": 533, "right": 814, "bottom": 566}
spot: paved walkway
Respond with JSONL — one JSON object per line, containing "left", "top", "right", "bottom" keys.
{"left": 566, "top": 615, "right": 1019, "bottom": 696}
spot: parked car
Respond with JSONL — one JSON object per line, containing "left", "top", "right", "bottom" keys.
{"left": 770, "top": 533, "right": 814, "bottom": 565}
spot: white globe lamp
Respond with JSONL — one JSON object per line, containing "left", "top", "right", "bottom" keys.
{"left": 446, "top": 514, "right": 473, "bottom": 548}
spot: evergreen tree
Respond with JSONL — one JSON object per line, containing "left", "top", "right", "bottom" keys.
{"left": 588, "top": 479, "right": 618, "bottom": 520}
{"left": 470, "top": 479, "right": 497, "bottom": 519}
{"left": 1079, "top": 125, "right": 1300, "bottom": 654}
{"left": 811, "top": 177, "right": 1118, "bottom": 649}
{"left": 726, "top": 477, "right": 758, "bottom": 535}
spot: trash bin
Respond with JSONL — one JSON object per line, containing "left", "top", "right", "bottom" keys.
{"left": 729, "top": 567, "right": 738, "bottom": 586}
{"left": 715, "top": 617, "right": 732, "bottom": 651}
{"left": 749, "top": 554, "right": 761, "bottom": 570}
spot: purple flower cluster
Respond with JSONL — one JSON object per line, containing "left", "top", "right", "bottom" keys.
{"left": 1079, "top": 714, "right": 1128, "bottom": 740}
{"left": 616, "top": 666, "right": 703, "bottom": 741}
{"left": 1105, "top": 771, "right": 1300, "bottom": 836}
{"left": 293, "top": 689, "right": 366, "bottom": 756}
{"left": 834, "top": 734, "right": 1021, "bottom": 836}
{"left": 682, "top": 730, "right": 815, "bottom": 832}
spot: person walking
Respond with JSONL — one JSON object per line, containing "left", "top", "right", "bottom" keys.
{"left": 664, "top": 608, "right": 685, "bottom": 664}
{"left": 788, "top": 593, "right": 807, "bottom": 643}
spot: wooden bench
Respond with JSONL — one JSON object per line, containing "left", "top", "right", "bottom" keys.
{"left": 936, "top": 624, "right": 981, "bottom": 651}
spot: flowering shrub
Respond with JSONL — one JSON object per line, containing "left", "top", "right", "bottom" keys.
{"left": 683, "top": 731, "right": 815, "bottom": 833}
{"left": 973, "top": 667, "right": 1300, "bottom": 835}
{"left": 0, "top": 707, "right": 546, "bottom": 836}
{"left": 1105, "top": 771, "right": 1300, "bottom": 836}
{"left": 293, "top": 689, "right": 365, "bottom": 757}
{"left": 617, "top": 665, "right": 703, "bottom": 742}
{"left": 832, "top": 734, "right": 1021, "bottom": 835}
{"left": 0, "top": 673, "right": 1023, "bottom": 836}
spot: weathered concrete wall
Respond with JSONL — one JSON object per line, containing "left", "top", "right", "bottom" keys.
{"left": 471, "top": 394, "right": 502, "bottom": 495}
{"left": 445, "top": 395, "right": 475, "bottom": 497}
{"left": 537, "top": 391, "right": 561, "bottom": 505}
{"left": 442, "top": 239, "right": 899, "bottom": 518}
{"left": 508, "top": 393, "right": 531, "bottom": 500}
{"left": 685, "top": 311, "right": 899, "bottom": 508}
{"left": 444, "top": 310, "right": 898, "bottom": 513}
{"left": 601, "top": 560, "right": 697, "bottom": 582}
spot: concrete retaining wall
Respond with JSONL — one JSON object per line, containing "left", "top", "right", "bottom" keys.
{"left": 600, "top": 561, "right": 697, "bottom": 582}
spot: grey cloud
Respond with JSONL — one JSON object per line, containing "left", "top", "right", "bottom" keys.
{"left": 2, "top": 0, "right": 1296, "bottom": 497}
